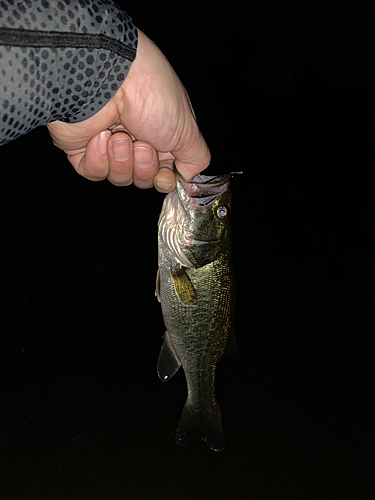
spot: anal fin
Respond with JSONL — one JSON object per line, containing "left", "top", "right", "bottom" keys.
{"left": 157, "top": 333, "right": 181, "bottom": 382}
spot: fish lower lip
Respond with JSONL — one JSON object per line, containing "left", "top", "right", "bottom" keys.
{"left": 183, "top": 237, "right": 216, "bottom": 245}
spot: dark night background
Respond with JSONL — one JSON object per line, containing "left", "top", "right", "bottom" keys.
{"left": 0, "top": 1, "right": 374, "bottom": 499}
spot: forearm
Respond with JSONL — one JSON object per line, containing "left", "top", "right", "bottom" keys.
{"left": 0, "top": 0, "right": 137, "bottom": 146}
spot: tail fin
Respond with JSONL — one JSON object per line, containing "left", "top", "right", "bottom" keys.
{"left": 175, "top": 402, "right": 225, "bottom": 452}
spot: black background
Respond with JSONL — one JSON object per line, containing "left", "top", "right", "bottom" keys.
{"left": 0, "top": 1, "right": 374, "bottom": 499}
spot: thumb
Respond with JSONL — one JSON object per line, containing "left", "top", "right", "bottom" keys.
{"left": 173, "top": 128, "right": 211, "bottom": 181}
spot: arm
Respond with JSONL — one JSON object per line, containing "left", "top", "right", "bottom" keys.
{"left": 0, "top": 1, "right": 210, "bottom": 191}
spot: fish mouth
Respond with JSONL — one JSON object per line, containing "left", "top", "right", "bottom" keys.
{"left": 189, "top": 173, "right": 231, "bottom": 186}
{"left": 175, "top": 170, "right": 231, "bottom": 205}
{"left": 182, "top": 234, "right": 218, "bottom": 246}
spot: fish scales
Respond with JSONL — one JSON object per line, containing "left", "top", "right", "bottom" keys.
{"left": 160, "top": 252, "right": 233, "bottom": 395}
{"left": 156, "top": 170, "right": 236, "bottom": 452}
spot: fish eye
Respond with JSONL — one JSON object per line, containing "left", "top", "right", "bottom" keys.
{"left": 216, "top": 206, "right": 229, "bottom": 219}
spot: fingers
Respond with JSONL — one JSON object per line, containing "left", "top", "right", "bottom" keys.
{"left": 131, "top": 143, "right": 159, "bottom": 189}
{"left": 68, "top": 129, "right": 176, "bottom": 191}
{"left": 106, "top": 133, "right": 134, "bottom": 185}
{"left": 107, "top": 133, "right": 161, "bottom": 188}
{"left": 68, "top": 130, "right": 112, "bottom": 181}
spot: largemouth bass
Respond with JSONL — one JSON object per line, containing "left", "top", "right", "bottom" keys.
{"left": 156, "top": 170, "right": 236, "bottom": 452}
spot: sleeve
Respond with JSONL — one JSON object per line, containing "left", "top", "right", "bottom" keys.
{"left": 0, "top": 0, "right": 138, "bottom": 146}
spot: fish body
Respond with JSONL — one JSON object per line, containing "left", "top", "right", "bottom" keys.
{"left": 156, "top": 170, "right": 235, "bottom": 451}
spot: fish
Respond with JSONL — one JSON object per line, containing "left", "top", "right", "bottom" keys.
{"left": 155, "top": 169, "right": 236, "bottom": 452}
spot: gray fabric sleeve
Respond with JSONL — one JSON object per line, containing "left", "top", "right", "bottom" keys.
{"left": 0, "top": 0, "right": 138, "bottom": 146}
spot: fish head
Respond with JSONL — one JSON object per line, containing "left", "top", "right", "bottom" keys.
{"left": 174, "top": 171, "right": 232, "bottom": 268}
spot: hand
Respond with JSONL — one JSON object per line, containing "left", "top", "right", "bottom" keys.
{"left": 47, "top": 30, "right": 211, "bottom": 192}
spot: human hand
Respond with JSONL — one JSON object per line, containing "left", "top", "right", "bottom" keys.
{"left": 47, "top": 30, "right": 211, "bottom": 192}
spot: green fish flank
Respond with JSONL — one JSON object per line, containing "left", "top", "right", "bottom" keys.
{"left": 156, "top": 170, "right": 236, "bottom": 452}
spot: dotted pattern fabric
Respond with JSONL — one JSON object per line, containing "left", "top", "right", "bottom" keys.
{"left": 0, "top": 0, "right": 138, "bottom": 146}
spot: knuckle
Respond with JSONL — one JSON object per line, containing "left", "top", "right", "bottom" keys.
{"left": 82, "top": 158, "right": 109, "bottom": 180}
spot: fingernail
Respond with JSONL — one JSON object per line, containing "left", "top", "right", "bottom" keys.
{"left": 134, "top": 146, "right": 153, "bottom": 168}
{"left": 97, "top": 131, "right": 111, "bottom": 154}
{"left": 113, "top": 139, "right": 131, "bottom": 162}
{"left": 155, "top": 179, "right": 173, "bottom": 192}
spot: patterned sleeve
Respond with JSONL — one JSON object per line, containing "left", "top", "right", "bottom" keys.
{"left": 0, "top": 0, "right": 138, "bottom": 146}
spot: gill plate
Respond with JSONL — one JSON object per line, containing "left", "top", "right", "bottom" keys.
{"left": 159, "top": 204, "right": 194, "bottom": 269}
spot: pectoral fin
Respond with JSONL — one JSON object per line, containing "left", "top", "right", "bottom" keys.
{"left": 155, "top": 268, "right": 161, "bottom": 303}
{"left": 157, "top": 333, "right": 181, "bottom": 382}
{"left": 222, "top": 327, "right": 237, "bottom": 359}
{"left": 171, "top": 267, "right": 196, "bottom": 304}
